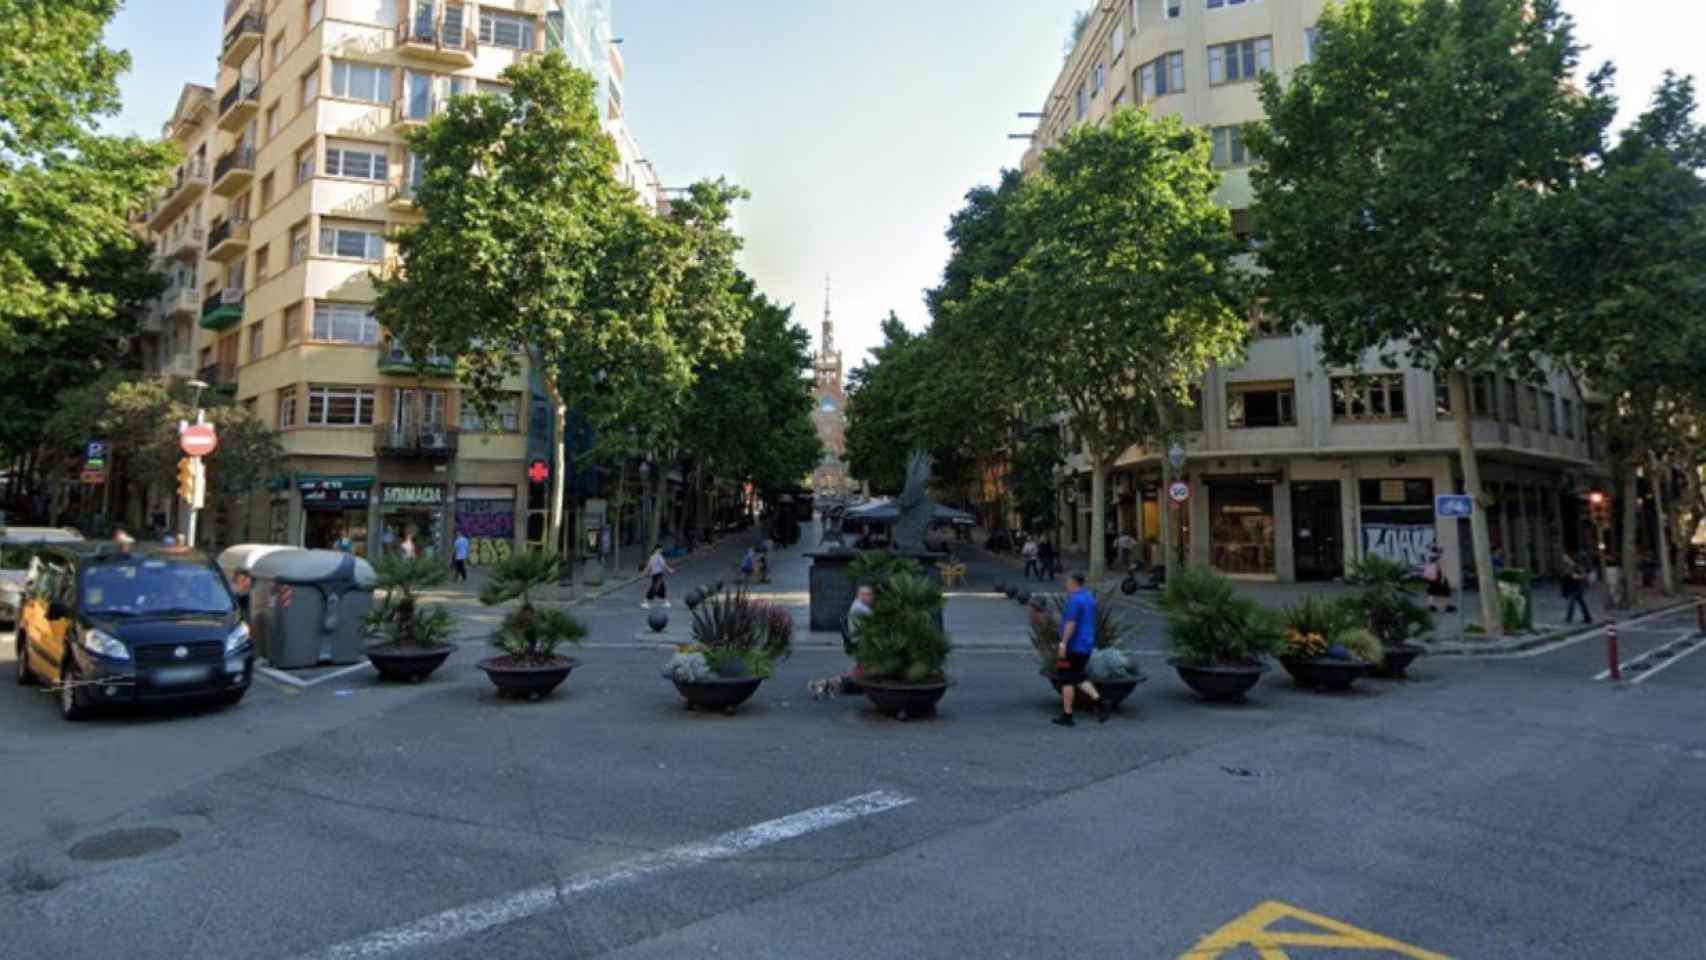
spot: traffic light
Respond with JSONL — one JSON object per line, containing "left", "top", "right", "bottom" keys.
{"left": 177, "top": 457, "right": 196, "bottom": 502}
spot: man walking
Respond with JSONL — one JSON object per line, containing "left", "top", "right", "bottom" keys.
{"left": 1562, "top": 554, "right": 1592, "bottom": 624}
{"left": 1038, "top": 538, "right": 1057, "bottom": 582}
{"left": 1115, "top": 531, "right": 1137, "bottom": 570}
{"left": 1053, "top": 572, "right": 1107, "bottom": 726}
{"left": 452, "top": 532, "right": 470, "bottom": 582}
{"left": 644, "top": 544, "right": 674, "bottom": 608}
{"left": 1022, "top": 537, "right": 1040, "bottom": 581}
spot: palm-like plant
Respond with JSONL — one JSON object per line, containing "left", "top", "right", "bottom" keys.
{"left": 853, "top": 571, "right": 951, "bottom": 683}
{"left": 1344, "top": 555, "right": 1433, "bottom": 648}
{"left": 1158, "top": 567, "right": 1284, "bottom": 666}
{"left": 847, "top": 551, "right": 922, "bottom": 589}
{"left": 480, "top": 550, "right": 584, "bottom": 666}
{"left": 365, "top": 554, "right": 455, "bottom": 649}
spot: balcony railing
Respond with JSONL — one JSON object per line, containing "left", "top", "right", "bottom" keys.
{"left": 162, "top": 286, "right": 201, "bottom": 320}
{"left": 197, "top": 362, "right": 238, "bottom": 390}
{"left": 377, "top": 339, "right": 454, "bottom": 374}
{"left": 206, "top": 217, "right": 250, "bottom": 259}
{"left": 199, "top": 286, "right": 245, "bottom": 329}
{"left": 395, "top": 13, "right": 477, "bottom": 61}
{"left": 218, "top": 78, "right": 260, "bottom": 118}
{"left": 222, "top": 10, "right": 264, "bottom": 56}
{"left": 214, "top": 147, "right": 255, "bottom": 185}
{"left": 162, "top": 353, "right": 197, "bottom": 379}
{"left": 392, "top": 95, "right": 447, "bottom": 127}
{"left": 373, "top": 424, "right": 460, "bottom": 459}
{"left": 165, "top": 226, "right": 205, "bottom": 261}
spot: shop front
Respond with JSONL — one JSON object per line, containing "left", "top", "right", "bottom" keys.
{"left": 1207, "top": 475, "right": 1279, "bottom": 576}
{"left": 1359, "top": 477, "right": 1436, "bottom": 568}
{"left": 380, "top": 483, "right": 446, "bottom": 559}
{"left": 454, "top": 485, "right": 518, "bottom": 566}
{"left": 298, "top": 475, "right": 373, "bottom": 553}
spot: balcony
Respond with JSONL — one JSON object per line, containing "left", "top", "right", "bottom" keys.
{"left": 377, "top": 340, "right": 455, "bottom": 376}
{"left": 221, "top": 9, "right": 265, "bottom": 69}
{"left": 206, "top": 217, "right": 250, "bottom": 263}
{"left": 217, "top": 78, "right": 260, "bottom": 131}
{"left": 165, "top": 226, "right": 205, "bottom": 262}
{"left": 139, "top": 305, "right": 166, "bottom": 334}
{"left": 200, "top": 287, "right": 245, "bottom": 330}
{"left": 395, "top": 15, "right": 477, "bottom": 66}
{"left": 145, "top": 160, "right": 210, "bottom": 231}
{"left": 198, "top": 361, "right": 239, "bottom": 392}
{"left": 387, "top": 181, "right": 420, "bottom": 211}
{"left": 211, "top": 146, "right": 255, "bottom": 197}
{"left": 391, "top": 95, "right": 446, "bottom": 132}
{"left": 163, "top": 286, "right": 201, "bottom": 321}
{"left": 373, "top": 424, "right": 459, "bottom": 460}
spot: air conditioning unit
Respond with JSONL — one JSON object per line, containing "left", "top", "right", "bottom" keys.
{"left": 420, "top": 430, "right": 448, "bottom": 449}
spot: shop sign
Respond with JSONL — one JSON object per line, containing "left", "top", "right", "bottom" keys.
{"left": 299, "top": 475, "right": 374, "bottom": 508}
{"left": 383, "top": 484, "right": 445, "bottom": 506}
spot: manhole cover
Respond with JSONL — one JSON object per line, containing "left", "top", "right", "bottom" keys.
{"left": 68, "top": 828, "right": 181, "bottom": 862}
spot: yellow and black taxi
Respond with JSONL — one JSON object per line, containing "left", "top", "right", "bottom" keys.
{"left": 13, "top": 542, "right": 253, "bottom": 720}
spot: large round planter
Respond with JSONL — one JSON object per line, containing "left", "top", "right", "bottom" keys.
{"left": 479, "top": 656, "right": 579, "bottom": 702}
{"left": 1169, "top": 659, "right": 1268, "bottom": 703}
{"left": 666, "top": 674, "right": 764, "bottom": 715}
{"left": 1279, "top": 656, "right": 1372, "bottom": 692}
{"left": 1041, "top": 668, "right": 1146, "bottom": 712}
{"left": 1372, "top": 643, "right": 1424, "bottom": 679}
{"left": 367, "top": 643, "right": 457, "bottom": 683}
{"left": 861, "top": 678, "right": 953, "bottom": 720}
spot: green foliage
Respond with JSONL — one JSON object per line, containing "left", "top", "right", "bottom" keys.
{"left": 1335, "top": 628, "right": 1384, "bottom": 664}
{"left": 1010, "top": 427, "right": 1062, "bottom": 535}
{"left": 490, "top": 607, "right": 586, "bottom": 665}
{"left": 1158, "top": 567, "right": 1284, "bottom": 666}
{"left": 1344, "top": 555, "right": 1433, "bottom": 647}
{"left": 1027, "top": 590, "right": 1131, "bottom": 669}
{"left": 852, "top": 572, "right": 950, "bottom": 683}
{"left": 847, "top": 551, "right": 923, "bottom": 589}
{"left": 479, "top": 550, "right": 564, "bottom": 609}
{"left": 364, "top": 555, "right": 454, "bottom": 650}
{"left": 686, "top": 587, "right": 793, "bottom": 678}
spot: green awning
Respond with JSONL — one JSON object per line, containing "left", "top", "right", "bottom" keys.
{"left": 296, "top": 474, "right": 375, "bottom": 491}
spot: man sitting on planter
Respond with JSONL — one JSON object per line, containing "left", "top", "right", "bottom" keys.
{"left": 1054, "top": 573, "right": 1108, "bottom": 727}
{"left": 810, "top": 584, "right": 875, "bottom": 699}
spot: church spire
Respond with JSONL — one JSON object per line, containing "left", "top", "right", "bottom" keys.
{"left": 821, "top": 275, "right": 835, "bottom": 357}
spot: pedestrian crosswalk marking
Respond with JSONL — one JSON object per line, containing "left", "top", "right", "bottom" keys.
{"left": 1180, "top": 900, "right": 1451, "bottom": 959}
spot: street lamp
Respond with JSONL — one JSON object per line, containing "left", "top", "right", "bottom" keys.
{"left": 1167, "top": 442, "right": 1187, "bottom": 475}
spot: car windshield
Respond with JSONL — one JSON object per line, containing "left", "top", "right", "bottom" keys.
{"left": 81, "top": 557, "right": 234, "bottom": 617}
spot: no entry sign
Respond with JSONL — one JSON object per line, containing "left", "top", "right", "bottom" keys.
{"left": 180, "top": 423, "right": 218, "bottom": 457}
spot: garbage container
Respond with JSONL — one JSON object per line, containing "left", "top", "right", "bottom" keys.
{"left": 251, "top": 549, "right": 377, "bottom": 669}
{"left": 1494, "top": 568, "right": 1534, "bottom": 633}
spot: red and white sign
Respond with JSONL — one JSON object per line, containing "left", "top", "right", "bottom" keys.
{"left": 180, "top": 423, "right": 218, "bottom": 457}
{"left": 1168, "top": 481, "right": 1192, "bottom": 504}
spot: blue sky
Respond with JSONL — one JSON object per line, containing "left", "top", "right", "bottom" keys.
{"left": 106, "top": 1, "right": 1703, "bottom": 369}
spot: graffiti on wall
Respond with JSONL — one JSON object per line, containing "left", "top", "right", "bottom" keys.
{"left": 455, "top": 499, "right": 516, "bottom": 567}
{"left": 1361, "top": 524, "right": 1437, "bottom": 569}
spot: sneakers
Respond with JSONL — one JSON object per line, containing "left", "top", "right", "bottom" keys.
{"left": 640, "top": 601, "right": 652, "bottom": 609}
{"left": 1051, "top": 713, "right": 1076, "bottom": 727}
{"left": 660, "top": 600, "right": 671, "bottom": 608}
{"left": 1095, "top": 699, "right": 1113, "bottom": 723}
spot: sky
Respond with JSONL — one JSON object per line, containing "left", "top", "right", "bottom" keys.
{"left": 105, "top": 1, "right": 1705, "bottom": 370}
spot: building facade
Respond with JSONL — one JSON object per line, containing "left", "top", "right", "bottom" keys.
{"left": 133, "top": 0, "right": 656, "bottom": 561}
{"left": 1021, "top": 0, "right": 1606, "bottom": 581}
{"left": 810, "top": 282, "right": 849, "bottom": 498}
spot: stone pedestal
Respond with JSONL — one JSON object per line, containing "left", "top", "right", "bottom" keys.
{"left": 807, "top": 549, "right": 942, "bottom": 633}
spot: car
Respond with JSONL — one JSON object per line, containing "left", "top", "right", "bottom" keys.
{"left": 14, "top": 542, "right": 254, "bottom": 720}
{"left": 0, "top": 526, "right": 83, "bottom": 625}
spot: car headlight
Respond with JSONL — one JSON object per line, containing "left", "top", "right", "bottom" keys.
{"left": 225, "top": 621, "right": 251, "bottom": 654}
{"left": 83, "top": 628, "right": 130, "bottom": 660}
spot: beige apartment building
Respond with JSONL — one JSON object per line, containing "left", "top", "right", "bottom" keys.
{"left": 133, "top": 0, "right": 656, "bottom": 561}
{"left": 1017, "top": 0, "right": 1606, "bottom": 582}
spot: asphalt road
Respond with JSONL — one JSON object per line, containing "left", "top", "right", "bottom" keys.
{"left": 2, "top": 539, "right": 1703, "bottom": 959}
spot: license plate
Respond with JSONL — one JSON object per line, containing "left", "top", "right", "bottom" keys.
{"left": 152, "top": 666, "right": 208, "bottom": 686}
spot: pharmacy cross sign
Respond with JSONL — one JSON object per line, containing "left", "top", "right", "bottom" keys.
{"left": 528, "top": 460, "right": 549, "bottom": 484}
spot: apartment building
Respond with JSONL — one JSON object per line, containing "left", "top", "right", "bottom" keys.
{"left": 131, "top": 0, "right": 656, "bottom": 560}
{"left": 1018, "top": 0, "right": 1605, "bottom": 582}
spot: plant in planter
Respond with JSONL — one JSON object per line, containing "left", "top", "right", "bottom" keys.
{"left": 1277, "top": 595, "right": 1380, "bottom": 692}
{"left": 1344, "top": 555, "right": 1433, "bottom": 678}
{"left": 1159, "top": 567, "right": 1284, "bottom": 702}
{"left": 1028, "top": 591, "right": 1147, "bottom": 713}
{"left": 665, "top": 587, "right": 793, "bottom": 713}
{"left": 477, "top": 550, "right": 587, "bottom": 701}
{"left": 364, "top": 555, "right": 458, "bottom": 683}
{"left": 852, "top": 571, "right": 952, "bottom": 719}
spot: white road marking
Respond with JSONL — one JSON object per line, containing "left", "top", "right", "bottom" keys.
{"left": 1594, "top": 630, "right": 1700, "bottom": 681}
{"left": 291, "top": 790, "right": 914, "bottom": 960}
{"left": 254, "top": 661, "right": 372, "bottom": 690}
{"left": 1481, "top": 602, "right": 1704, "bottom": 660}
{"left": 1629, "top": 634, "right": 1706, "bottom": 685}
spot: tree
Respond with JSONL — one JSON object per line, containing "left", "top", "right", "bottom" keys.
{"left": 945, "top": 108, "right": 1248, "bottom": 578}
{"left": 0, "top": 0, "right": 177, "bottom": 349}
{"left": 1010, "top": 426, "right": 1063, "bottom": 535}
{"left": 1246, "top": 0, "right": 1615, "bottom": 632}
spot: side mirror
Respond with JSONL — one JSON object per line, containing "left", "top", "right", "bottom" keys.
{"left": 46, "top": 602, "right": 69, "bottom": 621}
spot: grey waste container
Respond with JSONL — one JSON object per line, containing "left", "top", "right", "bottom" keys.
{"left": 251, "top": 549, "right": 377, "bottom": 669}
{"left": 215, "top": 544, "right": 293, "bottom": 628}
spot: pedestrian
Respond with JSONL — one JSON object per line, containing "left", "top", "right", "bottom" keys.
{"left": 1022, "top": 537, "right": 1040, "bottom": 581}
{"left": 1038, "top": 538, "right": 1057, "bottom": 582}
{"left": 643, "top": 544, "right": 674, "bottom": 609}
{"left": 738, "top": 546, "right": 757, "bottom": 584}
{"left": 399, "top": 528, "right": 417, "bottom": 560}
{"left": 334, "top": 527, "right": 354, "bottom": 553}
{"left": 812, "top": 584, "right": 875, "bottom": 699}
{"left": 1562, "top": 554, "right": 1592, "bottom": 624}
{"left": 232, "top": 570, "right": 253, "bottom": 622}
{"left": 452, "top": 531, "right": 470, "bottom": 582}
{"left": 113, "top": 527, "right": 135, "bottom": 551}
{"left": 1116, "top": 532, "right": 1137, "bottom": 570}
{"left": 1423, "top": 547, "right": 1453, "bottom": 614}
{"left": 1052, "top": 572, "right": 1108, "bottom": 726}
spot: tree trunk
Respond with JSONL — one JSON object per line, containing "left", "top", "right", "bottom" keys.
{"left": 1450, "top": 372, "right": 1502, "bottom": 635}
{"left": 647, "top": 456, "right": 669, "bottom": 552}
{"left": 543, "top": 377, "right": 568, "bottom": 562}
{"left": 1154, "top": 398, "right": 1178, "bottom": 576}
{"left": 613, "top": 460, "right": 628, "bottom": 574}
{"left": 1088, "top": 453, "right": 1108, "bottom": 580}
{"left": 1617, "top": 467, "right": 1639, "bottom": 609}
{"left": 1649, "top": 451, "right": 1676, "bottom": 595}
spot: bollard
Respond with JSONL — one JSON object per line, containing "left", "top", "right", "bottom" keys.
{"left": 1607, "top": 624, "right": 1621, "bottom": 681}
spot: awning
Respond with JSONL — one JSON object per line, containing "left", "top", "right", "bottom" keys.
{"left": 843, "top": 500, "right": 976, "bottom": 526}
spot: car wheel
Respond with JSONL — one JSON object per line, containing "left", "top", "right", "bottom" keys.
{"left": 58, "top": 659, "right": 89, "bottom": 721}
{"left": 14, "top": 636, "right": 31, "bottom": 686}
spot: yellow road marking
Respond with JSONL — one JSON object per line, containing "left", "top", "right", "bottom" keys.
{"left": 1181, "top": 900, "right": 1451, "bottom": 959}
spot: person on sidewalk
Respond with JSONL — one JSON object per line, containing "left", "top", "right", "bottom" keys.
{"left": 1422, "top": 548, "right": 1453, "bottom": 614}
{"left": 738, "top": 546, "right": 758, "bottom": 585}
{"left": 811, "top": 584, "right": 875, "bottom": 699}
{"left": 399, "top": 529, "right": 417, "bottom": 560}
{"left": 452, "top": 532, "right": 470, "bottom": 582}
{"left": 1562, "top": 555, "right": 1593, "bottom": 624}
{"left": 1053, "top": 572, "right": 1107, "bottom": 726}
{"left": 1115, "top": 532, "right": 1137, "bottom": 570}
{"left": 1038, "top": 538, "right": 1057, "bottom": 582}
{"left": 334, "top": 527, "right": 354, "bottom": 554}
{"left": 643, "top": 544, "right": 674, "bottom": 608}
{"left": 1022, "top": 537, "right": 1040, "bottom": 581}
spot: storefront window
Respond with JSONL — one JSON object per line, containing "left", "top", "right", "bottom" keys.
{"left": 1208, "top": 477, "right": 1277, "bottom": 575}
{"left": 381, "top": 484, "right": 445, "bottom": 558}
{"left": 298, "top": 476, "right": 373, "bottom": 553}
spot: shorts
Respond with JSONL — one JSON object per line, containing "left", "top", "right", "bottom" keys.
{"left": 1057, "top": 652, "right": 1090, "bottom": 685}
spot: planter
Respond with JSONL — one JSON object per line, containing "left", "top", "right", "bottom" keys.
{"left": 1279, "top": 656, "right": 1373, "bottom": 692}
{"left": 666, "top": 674, "right": 764, "bottom": 714}
{"left": 1372, "top": 643, "right": 1424, "bottom": 679}
{"left": 1041, "top": 668, "right": 1146, "bottom": 713}
{"left": 1169, "top": 659, "right": 1268, "bottom": 703}
{"left": 479, "top": 655, "right": 579, "bottom": 701}
{"left": 367, "top": 643, "right": 457, "bottom": 683}
{"left": 860, "top": 677, "right": 953, "bottom": 720}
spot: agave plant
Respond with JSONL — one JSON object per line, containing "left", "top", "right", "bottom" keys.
{"left": 686, "top": 587, "right": 794, "bottom": 678}
{"left": 1158, "top": 567, "right": 1284, "bottom": 667}
{"left": 480, "top": 550, "right": 585, "bottom": 666}
{"left": 365, "top": 554, "right": 455, "bottom": 649}
{"left": 852, "top": 571, "right": 951, "bottom": 684}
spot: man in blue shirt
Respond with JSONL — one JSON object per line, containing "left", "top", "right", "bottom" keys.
{"left": 1054, "top": 572, "right": 1108, "bottom": 726}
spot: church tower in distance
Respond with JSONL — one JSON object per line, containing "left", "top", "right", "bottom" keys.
{"left": 811, "top": 277, "right": 849, "bottom": 498}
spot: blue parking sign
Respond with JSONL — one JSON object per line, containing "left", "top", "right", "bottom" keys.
{"left": 1436, "top": 495, "right": 1475, "bottom": 518}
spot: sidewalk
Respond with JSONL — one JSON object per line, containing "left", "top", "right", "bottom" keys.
{"left": 416, "top": 535, "right": 753, "bottom": 607}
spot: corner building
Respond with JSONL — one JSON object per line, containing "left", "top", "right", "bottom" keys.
{"left": 141, "top": 0, "right": 656, "bottom": 559}
{"left": 1020, "top": 0, "right": 1607, "bottom": 582}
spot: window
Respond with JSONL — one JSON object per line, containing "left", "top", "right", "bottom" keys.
{"left": 1303, "top": 26, "right": 1318, "bottom": 64}
{"left": 272, "top": 33, "right": 287, "bottom": 68}
{"left": 301, "top": 67, "right": 319, "bottom": 108}
{"left": 1472, "top": 374, "right": 1494, "bottom": 418}
{"left": 459, "top": 392, "right": 522, "bottom": 432}
{"left": 1331, "top": 374, "right": 1407, "bottom": 422}
{"left": 1091, "top": 62, "right": 1106, "bottom": 97}
{"left": 1522, "top": 386, "right": 1541, "bottom": 430}
{"left": 1247, "top": 297, "right": 1284, "bottom": 337}
{"left": 1206, "top": 0, "right": 1259, "bottom": 8}
{"left": 277, "top": 386, "right": 298, "bottom": 428}
{"left": 289, "top": 224, "right": 308, "bottom": 265}
{"left": 1562, "top": 398, "right": 1576, "bottom": 439}
{"left": 1075, "top": 83, "right": 1088, "bottom": 120}
{"left": 266, "top": 104, "right": 280, "bottom": 140}
{"left": 307, "top": 0, "right": 323, "bottom": 30}
{"left": 259, "top": 172, "right": 275, "bottom": 209}
{"left": 331, "top": 59, "right": 393, "bottom": 104}
{"left": 284, "top": 303, "right": 303, "bottom": 344}
{"left": 1544, "top": 391, "right": 1558, "bottom": 434}
{"left": 1208, "top": 36, "right": 1272, "bottom": 85}
{"left": 1165, "top": 0, "right": 1182, "bottom": 19}
{"left": 253, "top": 244, "right": 270, "bottom": 282}
{"left": 307, "top": 385, "right": 377, "bottom": 426}
{"left": 248, "top": 321, "right": 266, "bottom": 362}
{"left": 479, "top": 9, "right": 534, "bottom": 49}
{"left": 295, "top": 143, "right": 314, "bottom": 185}
{"left": 324, "top": 141, "right": 390, "bottom": 181}
{"left": 1503, "top": 378, "right": 1520, "bottom": 424}
{"left": 312, "top": 302, "right": 381, "bottom": 343}
{"left": 1211, "top": 125, "right": 1255, "bottom": 167}
{"left": 1111, "top": 20, "right": 1125, "bottom": 61}
{"left": 1227, "top": 381, "right": 1295, "bottom": 428}
{"left": 318, "top": 222, "right": 385, "bottom": 261}
{"left": 1137, "top": 52, "right": 1185, "bottom": 101}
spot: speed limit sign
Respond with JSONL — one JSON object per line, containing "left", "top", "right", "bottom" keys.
{"left": 1168, "top": 481, "right": 1192, "bottom": 504}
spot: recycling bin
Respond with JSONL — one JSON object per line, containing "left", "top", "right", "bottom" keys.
{"left": 250, "top": 549, "right": 377, "bottom": 668}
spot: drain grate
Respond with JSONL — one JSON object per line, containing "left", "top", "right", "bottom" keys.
{"left": 68, "top": 828, "right": 181, "bottom": 862}
{"left": 1221, "top": 766, "right": 1270, "bottom": 779}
